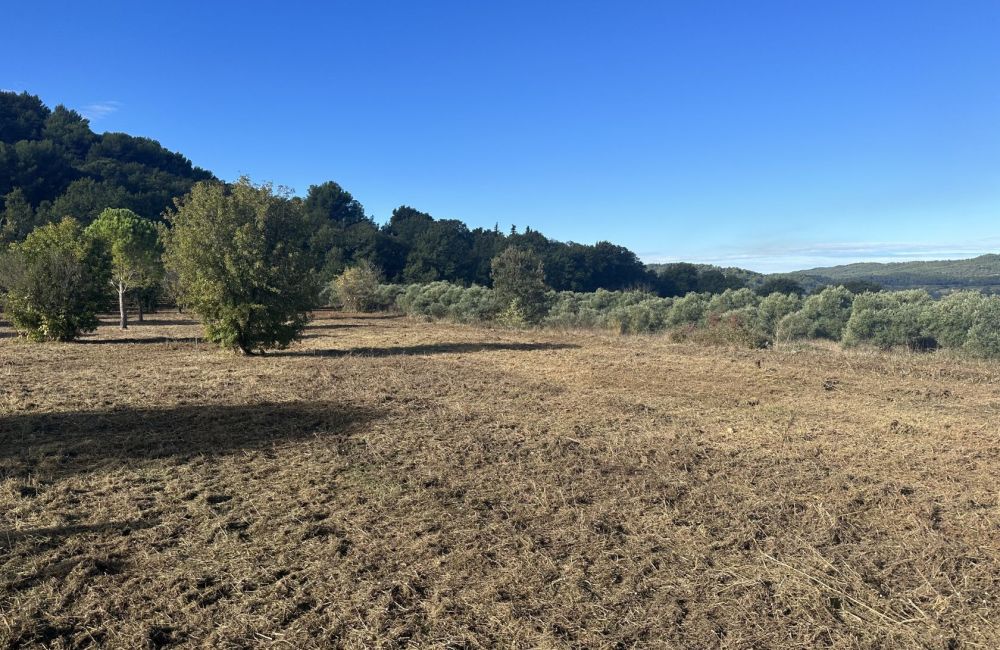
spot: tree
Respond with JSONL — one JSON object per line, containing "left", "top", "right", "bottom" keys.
{"left": 1, "top": 188, "right": 38, "bottom": 245}
{"left": 164, "top": 178, "right": 319, "bottom": 354}
{"left": 491, "top": 246, "right": 549, "bottom": 325}
{"left": 756, "top": 277, "right": 805, "bottom": 297}
{"left": 85, "top": 208, "right": 163, "bottom": 329}
{"left": 0, "top": 217, "right": 109, "bottom": 341}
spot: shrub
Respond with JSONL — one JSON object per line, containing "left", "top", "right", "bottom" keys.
{"left": 756, "top": 292, "right": 801, "bottom": 338}
{"left": 707, "top": 288, "right": 759, "bottom": 316}
{"left": 164, "top": 178, "right": 320, "bottom": 355}
{"left": 395, "top": 281, "right": 500, "bottom": 323}
{"left": 331, "top": 261, "right": 383, "bottom": 312}
{"left": 609, "top": 297, "right": 673, "bottom": 334}
{"left": 775, "top": 310, "right": 812, "bottom": 342}
{"left": 0, "top": 217, "right": 110, "bottom": 341}
{"left": 843, "top": 290, "right": 933, "bottom": 350}
{"left": 963, "top": 296, "right": 1000, "bottom": 358}
{"left": 666, "top": 292, "right": 711, "bottom": 328}
{"left": 778, "top": 286, "right": 854, "bottom": 341}
{"left": 924, "top": 291, "right": 983, "bottom": 349}
{"left": 701, "top": 306, "right": 769, "bottom": 348}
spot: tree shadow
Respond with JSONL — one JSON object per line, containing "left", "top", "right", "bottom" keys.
{"left": 0, "top": 401, "right": 378, "bottom": 481}
{"left": 303, "top": 323, "right": 363, "bottom": 331}
{"left": 274, "top": 341, "right": 580, "bottom": 358}
{"left": 126, "top": 318, "right": 200, "bottom": 326}
{"left": 0, "top": 518, "right": 160, "bottom": 550}
{"left": 76, "top": 336, "right": 206, "bottom": 345}
{"left": 319, "top": 312, "right": 406, "bottom": 321}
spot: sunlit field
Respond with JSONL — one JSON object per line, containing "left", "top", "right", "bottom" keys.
{"left": 2, "top": 311, "right": 999, "bottom": 647}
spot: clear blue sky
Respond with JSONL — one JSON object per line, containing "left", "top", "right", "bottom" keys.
{"left": 4, "top": 1, "right": 999, "bottom": 272}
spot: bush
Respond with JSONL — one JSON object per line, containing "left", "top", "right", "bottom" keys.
{"left": 0, "top": 217, "right": 110, "bottom": 341}
{"left": 924, "top": 291, "right": 983, "bottom": 349}
{"left": 756, "top": 292, "right": 801, "bottom": 338}
{"left": 666, "top": 292, "right": 711, "bottom": 328}
{"left": 707, "top": 288, "right": 759, "bottom": 316}
{"left": 963, "top": 296, "right": 1000, "bottom": 358}
{"left": 395, "top": 281, "right": 500, "bottom": 323}
{"left": 700, "top": 306, "right": 769, "bottom": 348}
{"left": 164, "top": 178, "right": 320, "bottom": 354}
{"left": 609, "top": 297, "right": 673, "bottom": 334}
{"left": 778, "top": 286, "right": 855, "bottom": 341}
{"left": 331, "top": 261, "right": 383, "bottom": 312}
{"left": 843, "top": 290, "right": 933, "bottom": 350}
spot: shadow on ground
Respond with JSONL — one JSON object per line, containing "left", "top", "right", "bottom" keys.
{"left": 76, "top": 336, "right": 206, "bottom": 345}
{"left": 303, "top": 323, "right": 363, "bottom": 331}
{"left": 122, "top": 318, "right": 200, "bottom": 326}
{"left": 0, "top": 401, "right": 379, "bottom": 480}
{"left": 274, "top": 341, "right": 580, "bottom": 358}
{"left": 0, "top": 518, "right": 160, "bottom": 551}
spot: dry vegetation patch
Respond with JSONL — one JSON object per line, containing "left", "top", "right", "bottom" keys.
{"left": 1, "top": 311, "right": 999, "bottom": 648}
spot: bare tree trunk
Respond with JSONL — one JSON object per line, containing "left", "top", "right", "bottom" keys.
{"left": 118, "top": 284, "right": 128, "bottom": 330}
{"left": 137, "top": 299, "right": 144, "bottom": 323}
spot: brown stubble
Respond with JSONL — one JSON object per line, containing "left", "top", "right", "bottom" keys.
{"left": 1, "top": 310, "right": 999, "bottom": 648}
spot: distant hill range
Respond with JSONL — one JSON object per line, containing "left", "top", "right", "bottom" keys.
{"left": 785, "top": 254, "right": 1000, "bottom": 294}
{"left": 647, "top": 255, "right": 1000, "bottom": 295}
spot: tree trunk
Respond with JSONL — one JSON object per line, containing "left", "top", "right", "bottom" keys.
{"left": 137, "top": 299, "right": 144, "bottom": 323}
{"left": 118, "top": 285, "right": 128, "bottom": 330}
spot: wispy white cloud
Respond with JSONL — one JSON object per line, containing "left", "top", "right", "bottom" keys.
{"left": 641, "top": 239, "right": 1000, "bottom": 274}
{"left": 81, "top": 100, "right": 122, "bottom": 121}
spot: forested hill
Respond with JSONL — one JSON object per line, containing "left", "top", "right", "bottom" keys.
{"left": 0, "top": 91, "right": 213, "bottom": 235}
{"left": 787, "top": 255, "right": 1000, "bottom": 293}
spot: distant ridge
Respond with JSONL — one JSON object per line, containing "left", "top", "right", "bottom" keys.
{"left": 786, "top": 254, "right": 1000, "bottom": 293}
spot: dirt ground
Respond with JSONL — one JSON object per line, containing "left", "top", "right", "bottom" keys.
{"left": 1, "top": 310, "right": 999, "bottom": 648}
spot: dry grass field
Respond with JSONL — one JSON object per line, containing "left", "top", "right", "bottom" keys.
{"left": 2, "top": 310, "right": 1000, "bottom": 648}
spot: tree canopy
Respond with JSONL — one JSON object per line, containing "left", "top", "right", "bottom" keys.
{"left": 164, "top": 178, "right": 320, "bottom": 354}
{"left": 0, "top": 91, "right": 213, "bottom": 228}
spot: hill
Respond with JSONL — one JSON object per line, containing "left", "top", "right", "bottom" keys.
{"left": 0, "top": 92, "right": 214, "bottom": 238}
{"left": 786, "top": 254, "right": 1000, "bottom": 293}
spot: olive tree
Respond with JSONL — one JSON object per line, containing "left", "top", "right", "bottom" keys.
{"left": 85, "top": 208, "right": 163, "bottom": 329}
{"left": 164, "top": 178, "right": 319, "bottom": 354}
{"left": 0, "top": 217, "right": 109, "bottom": 341}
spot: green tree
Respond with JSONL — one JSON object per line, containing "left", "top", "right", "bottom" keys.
{"left": 164, "top": 178, "right": 319, "bottom": 354}
{"left": 0, "top": 217, "right": 109, "bottom": 341}
{"left": 491, "top": 246, "right": 549, "bottom": 325}
{"left": 85, "top": 208, "right": 163, "bottom": 329}
{"left": 1, "top": 188, "right": 38, "bottom": 245}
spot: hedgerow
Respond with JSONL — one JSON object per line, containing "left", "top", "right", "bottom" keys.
{"left": 368, "top": 280, "right": 1000, "bottom": 359}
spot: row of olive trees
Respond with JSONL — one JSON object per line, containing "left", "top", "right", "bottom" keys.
{"left": 336, "top": 271, "right": 1000, "bottom": 358}
{"left": 0, "top": 178, "right": 320, "bottom": 354}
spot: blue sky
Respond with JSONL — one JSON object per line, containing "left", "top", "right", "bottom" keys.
{"left": 4, "top": 1, "right": 999, "bottom": 272}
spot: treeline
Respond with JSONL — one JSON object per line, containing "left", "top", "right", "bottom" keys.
{"left": 2, "top": 91, "right": 755, "bottom": 297}
{"left": 332, "top": 274, "right": 1000, "bottom": 359}
{"left": 298, "top": 181, "right": 752, "bottom": 295}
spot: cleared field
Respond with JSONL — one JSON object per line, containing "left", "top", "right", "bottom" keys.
{"left": 2, "top": 311, "right": 999, "bottom": 648}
